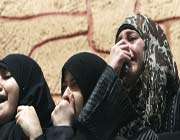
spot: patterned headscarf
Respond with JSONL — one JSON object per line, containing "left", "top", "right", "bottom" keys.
{"left": 115, "top": 14, "right": 179, "bottom": 137}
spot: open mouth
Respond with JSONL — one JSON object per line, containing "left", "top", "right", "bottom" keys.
{"left": 0, "top": 95, "right": 7, "bottom": 104}
{"left": 131, "top": 56, "right": 135, "bottom": 61}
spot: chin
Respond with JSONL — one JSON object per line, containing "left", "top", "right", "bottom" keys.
{"left": 130, "top": 62, "right": 141, "bottom": 74}
{"left": 123, "top": 69, "right": 139, "bottom": 85}
{"left": 0, "top": 114, "right": 10, "bottom": 125}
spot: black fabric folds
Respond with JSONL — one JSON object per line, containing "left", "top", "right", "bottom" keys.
{"left": 0, "top": 54, "right": 55, "bottom": 140}
{"left": 61, "top": 52, "right": 107, "bottom": 103}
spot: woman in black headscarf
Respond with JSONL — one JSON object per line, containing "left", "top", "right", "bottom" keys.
{"left": 77, "top": 14, "right": 180, "bottom": 140}
{"left": 0, "top": 54, "right": 55, "bottom": 140}
{"left": 16, "top": 52, "right": 107, "bottom": 140}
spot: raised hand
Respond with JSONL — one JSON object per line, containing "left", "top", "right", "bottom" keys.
{"left": 16, "top": 105, "right": 43, "bottom": 140}
{"left": 51, "top": 92, "right": 75, "bottom": 126}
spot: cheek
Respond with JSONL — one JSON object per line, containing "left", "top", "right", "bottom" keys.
{"left": 131, "top": 42, "right": 144, "bottom": 71}
{"left": 0, "top": 81, "right": 19, "bottom": 123}
{"left": 6, "top": 82, "right": 19, "bottom": 110}
{"left": 0, "top": 91, "right": 19, "bottom": 123}
{"left": 74, "top": 93, "right": 84, "bottom": 116}
{"left": 135, "top": 41, "right": 144, "bottom": 59}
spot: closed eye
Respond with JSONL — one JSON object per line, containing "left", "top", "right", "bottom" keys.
{"left": 0, "top": 69, "right": 12, "bottom": 80}
{"left": 128, "top": 34, "right": 139, "bottom": 42}
{"left": 69, "top": 80, "right": 79, "bottom": 91}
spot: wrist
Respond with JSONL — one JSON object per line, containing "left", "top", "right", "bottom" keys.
{"left": 54, "top": 121, "right": 71, "bottom": 126}
{"left": 54, "top": 119, "right": 72, "bottom": 126}
{"left": 30, "top": 128, "right": 43, "bottom": 140}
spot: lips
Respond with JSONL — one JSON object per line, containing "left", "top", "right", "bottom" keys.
{"left": 0, "top": 95, "right": 7, "bottom": 104}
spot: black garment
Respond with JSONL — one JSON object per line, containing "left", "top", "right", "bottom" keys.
{"left": 36, "top": 126, "right": 75, "bottom": 140}
{"left": 36, "top": 126, "right": 87, "bottom": 140}
{"left": 78, "top": 66, "right": 136, "bottom": 140}
{"left": 36, "top": 52, "right": 107, "bottom": 140}
{"left": 156, "top": 87, "right": 180, "bottom": 140}
{"left": 0, "top": 54, "right": 55, "bottom": 140}
{"left": 174, "top": 87, "right": 180, "bottom": 130}
{"left": 35, "top": 121, "right": 93, "bottom": 140}
{"left": 78, "top": 66, "right": 180, "bottom": 140}
{"left": 158, "top": 131, "right": 180, "bottom": 140}
{"left": 61, "top": 52, "right": 107, "bottom": 103}
{"left": 77, "top": 14, "right": 180, "bottom": 140}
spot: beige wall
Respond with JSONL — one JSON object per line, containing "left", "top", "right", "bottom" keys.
{"left": 0, "top": 0, "right": 180, "bottom": 103}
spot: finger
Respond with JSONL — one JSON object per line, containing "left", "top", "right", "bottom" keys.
{"left": 16, "top": 116, "right": 20, "bottom": 124}
{"left": 15, "top": 112, "right": 20, "bottom": 120}
{"left": 15, "top": 108, "right": 25, "bottom": 120}
{"left": 17, "top": 105, "right": 28, "bottom": 112}
{"left": 60, "top": 98, "right": 70, "bottom": 106}
{"left": 52, "top": 100, "right": 66, "bottom": 114}
{"left": 111, "top": 46, "right": 131, "bottom": 59}
{"left": 111, "top": 45, "right": 118, "bottom": 53}
{"left": 117, "top": 44, "right": 129, "bottom": 50}
{"left": 29, "top": 106, "right": 35, "bottom": 111}
{"left": 121, "top": 50, "right": 131, "bottom": 60}
{"left": 15, "top": 112, "right": 22, "bottom": 124}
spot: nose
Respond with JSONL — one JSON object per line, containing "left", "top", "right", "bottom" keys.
{"left": 116, "top": 39, "right": 130, "bottom": 51}
{"left": 62, "top": 87, "right": 71, "bottom": 97}
{"left": 117, "top": 38, "right": 128, "bottom": 45}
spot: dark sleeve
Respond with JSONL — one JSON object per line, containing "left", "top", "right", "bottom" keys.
{"left": 36, "top": 126, "right": 74, "bottom": 140}
{"left": 36, "top": 134, "right": 46, "bottom": 140}
{"left": 35, "top": 126, "right": 160, "bottom": 140}
{"left": 78, "top": 66, "right": 136, "bottom": 140}
{"left": 158, "top": 131, "right": 180, "bottom": 140}
{"left": 174, "top": 87, "right": 180, "bottom": 131}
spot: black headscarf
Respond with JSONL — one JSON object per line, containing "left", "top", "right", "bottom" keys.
{"left": 61, "top": 52, "right": 107, "bottom": 104}
{"left": 0, "top": 54, "right": 55, "bottom": 140}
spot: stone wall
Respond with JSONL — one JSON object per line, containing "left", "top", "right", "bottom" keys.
{"left": 0, "top": 0, "right": 180, "bottom": 103}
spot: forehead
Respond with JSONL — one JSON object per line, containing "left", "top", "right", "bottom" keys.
{"left": 119, "top": 29, "right": 139, "bottom": 36}
{"left": 64, "top": 70, "right": 74, "bottom": 81}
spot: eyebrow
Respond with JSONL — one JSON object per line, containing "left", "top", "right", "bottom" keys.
{"left": 64, "top": 77, "right": 76, "bottom": 83}
{"left": 122, "top": 30, "right": 138, "bottom": 35}
{"left": 118, "top": 30, "right": 139, "bottom": 39}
